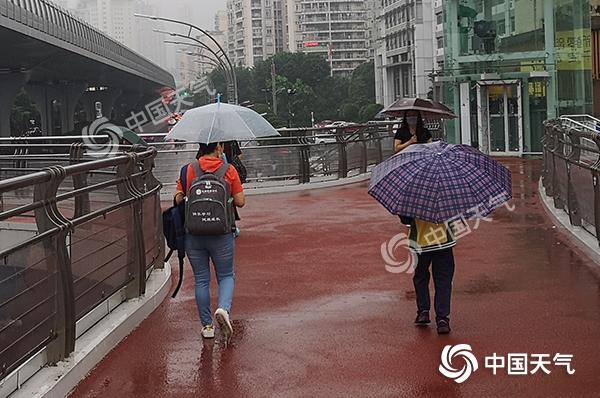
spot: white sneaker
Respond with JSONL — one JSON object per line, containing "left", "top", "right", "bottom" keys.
{"left": 201, "top": 324, "right": 215, "bottom": 339}
{"left": 215, "top": 308, "right": 233, "bottom": 341}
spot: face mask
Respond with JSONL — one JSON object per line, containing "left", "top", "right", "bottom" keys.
{"left": 407, "top": 116, "right": 418, "bottom": 126}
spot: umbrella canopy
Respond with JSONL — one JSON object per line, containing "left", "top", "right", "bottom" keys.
{"left": 166, "top": 103, "right": 280, "bottom": 143}
{"left": 116, "top": 126, "right": 147, "bottom": 146}
{"left": 368, "top": 141, "right": 512, "bottom": 224}
{"left": 382, "top": 98, "right": 457, "bottom": 119}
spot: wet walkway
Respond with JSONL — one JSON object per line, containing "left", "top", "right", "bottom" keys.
{"left": 70, "top": 159, "right": 600, "bottom": 398}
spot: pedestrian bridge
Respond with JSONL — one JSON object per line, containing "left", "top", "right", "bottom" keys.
{"left": 0, "top": 121, "right": 599, "bottom": 397}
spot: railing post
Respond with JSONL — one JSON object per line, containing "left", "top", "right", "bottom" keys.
{"left": 566, "top": 162, "right": 582, "bottom": 227}
{"left": 142, "top": 153, "right": 165, "bottom": 270}
{"left": 297, "top": 136, "right": 310, "bottom": 184}
{"left": 70, "top": 143, "right": 90, "bottom": 218}
{"left": 592, "top": 170, "right": 600, "bottom": 246}
{"left": 33, "top": 167, "right": 76, "bottom": 364}
{"left": 116, "top": 155, "right": 147, "bottom": 298}
{"left": 359, "top": 129, "right": 368, "bottom": 174}
{"left": 337, "top": 129, "right": 348, "bottom": 179}
{"left": 375, "top": 128, "right": 384, "bottom": 164}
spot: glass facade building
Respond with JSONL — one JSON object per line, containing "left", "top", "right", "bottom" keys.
{"left": 439, "top": 0, "right": 592, "bottom": 155}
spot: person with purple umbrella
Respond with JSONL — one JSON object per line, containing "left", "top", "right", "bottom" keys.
{"left": 369, "top": 141, "right": 512, "bottom": 335}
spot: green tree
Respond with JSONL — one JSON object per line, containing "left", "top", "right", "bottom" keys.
{"left": 341, "top": 103, "right": 360, "bottom": 122}
{"left": 10, "top": 91, "right": 40, "bottom": 136}
{"left": 359, "top": 103, "right": 384, "bottom": 122}
{"left": 207, "top": 66, "right": 256, "bottom": 104}
{"left": 348, "top": 61, "right": 375, "bottom": 106}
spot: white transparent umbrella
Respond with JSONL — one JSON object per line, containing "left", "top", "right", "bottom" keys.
{"left": 165, "top": 102, "right": 280, "bottom": 143}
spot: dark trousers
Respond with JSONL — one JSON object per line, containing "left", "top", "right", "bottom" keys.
{"left": 413, "top": 248, "right": 455, "bottom": 320}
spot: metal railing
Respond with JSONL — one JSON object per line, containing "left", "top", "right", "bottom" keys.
{"left": 0, "top": 120, "right": 445, "bottom": 192}
{"left": 0, "top": 146, "right": 164, "bottom": 389}
{"left": 542, "top": 119, "right": 600, "bottom": 244}
{"left": 147, "top": 121, "right": 445, "bottom": 192}
{"left": 559, "top": 115, "right": 600, "bottom": 135}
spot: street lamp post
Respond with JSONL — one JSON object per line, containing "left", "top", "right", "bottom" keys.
{"left": 135, "top": 14, "right": 238, "bottom": 104}
{"left": 167, "top": 40, "right": 233, "bottom": 95}
{"left": 158, "top": 31, "right": 236, "bottom": 103}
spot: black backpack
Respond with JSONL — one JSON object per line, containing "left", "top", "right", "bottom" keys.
{"left": 184, "top": 161, "right": 235, "bottom": 236}
{"left": 162, "top": 202, "right": 186, "bottom": 298}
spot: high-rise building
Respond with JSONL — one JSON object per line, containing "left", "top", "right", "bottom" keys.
{"left": 215, "top": 9, "right": 228, "bottom": 32}
{"left": 374, "top": 0, "right": 436, "bottom": 106}
{"left": 75, "top": 0, "right": 137, "bottom": 49}
{"left": 286, "top": 0, "right": 370, "bottom": 76}
{"left": 226, "top": 0, "right": 286, "bottom": 67}
{"left": 135, "top": 1, "right": 167, "bottom": 69}
{"left": 431, "top": 0, "right": 445, "bottom": 101}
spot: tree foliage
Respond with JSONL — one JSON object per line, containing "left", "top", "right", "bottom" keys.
{"left": 197, "top": 53, "right": 381, "bottom": 126}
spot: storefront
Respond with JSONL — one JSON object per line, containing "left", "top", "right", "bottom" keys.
{"left": 438, "top": 0, "right": 593, "bottom": 155}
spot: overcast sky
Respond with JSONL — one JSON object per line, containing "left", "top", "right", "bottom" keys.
{"left": 63, "top": 0, "right": 226, "bottom": 30}
{"left": 154, "top": 0, "right": 226, "bottom": 30}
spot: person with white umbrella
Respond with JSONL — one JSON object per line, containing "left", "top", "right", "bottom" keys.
{"left": 170, "top": 101, "right": 279, "bottom": 343}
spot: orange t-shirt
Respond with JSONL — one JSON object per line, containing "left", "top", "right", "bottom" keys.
{"left": 175, "top": 156, "right": 243, "bottom": 196}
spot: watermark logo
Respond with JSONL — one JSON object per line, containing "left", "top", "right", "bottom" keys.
{"left": 125, "top": 76, "right": 216, "bottom": 132}
{"left": 439, "top": 345, "right": 575, "bottom": 383}
{"left": 381, "top": 232, "right": 417, "bottom": 274}
{"left": 439, "top": 344, "right": 479, "bottom": 384}
{"left": 81, "top": 117, "right": 123, "bottom": 157}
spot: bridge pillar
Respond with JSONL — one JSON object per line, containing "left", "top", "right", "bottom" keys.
{"left": 60, "top": 83, "right": 87, "bottom": 133}
{"left": 80, "top": 88, "right": 123, "bottom": 123}
{"left": 113, "top": 92, "right": 145, "bottom": 127}
{"left": 0, "top": 72, "right": 30, "bottom": 137}
{"left": 26, "top": 83, "right": 87, "bottom": 136}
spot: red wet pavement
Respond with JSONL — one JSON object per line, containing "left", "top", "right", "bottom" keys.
{"left": 70, "top": 159, "right": 600, "bottom": 398}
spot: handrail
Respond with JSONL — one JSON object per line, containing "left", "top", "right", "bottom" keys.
{"left": 0, "top": 148, "right": 156, "bottom": 192}
{"left": 542, "top": 118, "right": 600, "bottom": 244}
{"left": 0, "top": 147, "right": 164, "bottom": 388}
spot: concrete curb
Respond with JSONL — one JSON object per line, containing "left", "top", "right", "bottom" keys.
{"left": 13, "top": 265, "right": 172, "bottom": 398}
{"left": 538, "top": 179, "right": 600, "bottom": 265}
{"left": 243, "top": 173, "right": 372, "bottom": 196}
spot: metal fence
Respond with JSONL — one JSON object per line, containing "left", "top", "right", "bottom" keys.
{"left": 148, "top": 121, "right": 417, "bottom": 193}
{"left": 0, "top": 146, "right": 164, "bottom": 388}
{"left": 542, "top": 119, "right": 600, "bottom": 243}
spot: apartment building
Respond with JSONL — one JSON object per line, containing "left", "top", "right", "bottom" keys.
{"left": 75, "top": 0, "right": 137, "bottom": 49}
{"left": 374, "top": 0, "right": 436, "bottom": 107}
{"left": 286, "top": 0, "right": 371, "bottom": 76}
{"left": 226, "top": 0, "right": 286, "bottom": 67}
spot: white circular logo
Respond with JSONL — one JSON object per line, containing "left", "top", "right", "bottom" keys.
{"left": 380, "top": 232, "right": 417, "bottom": 274}
{"left": 439, "top": 344, "right": 479, "bottom": 384}
{"left": 81, "top": 117, "right": 123, "bottom": 157}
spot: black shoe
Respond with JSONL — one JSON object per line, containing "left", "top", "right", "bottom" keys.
{"left": 436, "top": 318, "right": 451, "bottom": 334}
{"left": 414, "top": 311, "right": 431, "bottom": 326}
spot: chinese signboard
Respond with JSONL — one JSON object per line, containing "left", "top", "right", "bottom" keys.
{"left": 555, "top": 28, "right": 592, "bottom": 70}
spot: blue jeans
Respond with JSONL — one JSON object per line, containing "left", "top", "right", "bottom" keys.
{"left": 185, "top": 233, "right": 235, "bottom": 326}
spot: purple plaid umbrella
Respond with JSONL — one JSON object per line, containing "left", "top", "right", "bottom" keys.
{"left": 368, "top": 141, "right": 512, "bottom": 224}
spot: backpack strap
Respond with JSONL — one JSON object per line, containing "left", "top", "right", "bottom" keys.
{"left": 179, "top": 164, "right": 189, "bottom": 195}
{"left": 214, "top": 164, "right": 230, "bottom": 181}
{"left": 190, "top": 160, "right": 204, "bottom": 182}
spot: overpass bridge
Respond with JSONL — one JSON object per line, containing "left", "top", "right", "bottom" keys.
{"left": 0, "top": 0, "right": 175, "bottom": 137}
{"left": 0, "top": 121, "right": 598, "bottom": 397}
